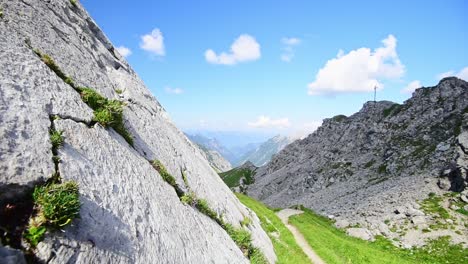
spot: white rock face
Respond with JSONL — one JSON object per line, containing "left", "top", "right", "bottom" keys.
{"left": 0, "top": 0, "right": 275, "bottom": 263}
{"left": 346, "top": 228, "right": 374, "bottom": 241}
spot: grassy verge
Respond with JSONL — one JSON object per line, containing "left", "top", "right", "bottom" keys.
{"left": 289, "top": 208, "right": 468, "bottom": 264}
{"left": 236, "top": 194, "right": 310, "bottom": 264}
{"left": 219, "top": 168, "right": 255, "bottom": 188}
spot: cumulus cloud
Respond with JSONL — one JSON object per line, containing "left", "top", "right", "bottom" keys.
{"left": 205, "top": 34, "right": 261, "bottom": 65}
{"left": 437, "top": 67, "right": 468, "bottom": 81}
{"left": 140, "top": 28, "right": 165, "bottom": 56}
{"left": 116, "top": 46, "right": 132, "bottom": 57}
{"left": 248, "top": 116, "right": 290, "bottom": 129}
{"left": 307, "top": 34, "right": 405, "bottom": 95}
{"left": 281, "top": 37, "right": 301, "bottom": 62}
{"left": 164, "top": 87, "right": 184, "bottom": 95}
{"left": 401, "top": 80, "right": 422, "bottom": 94}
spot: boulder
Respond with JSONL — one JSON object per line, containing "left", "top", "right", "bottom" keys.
{"left": 346, "top": 228, "right": 374, "bottom": 241}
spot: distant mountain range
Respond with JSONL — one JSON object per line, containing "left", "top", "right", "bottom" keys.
{"left": 186, "top": 133, "right": 294, "bottom": 168}
{"left": 235, "top": 135, "right": 293, "bottom": 167}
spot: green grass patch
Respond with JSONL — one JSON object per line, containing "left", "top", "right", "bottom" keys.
{"left": 26, "top": 181, "right": 80, "bottom": 246}
{"left": 78, "top": 87, "right": 133, "bottom": 146}
{"left": 219, "top": 168, "right": 255, "bottom": 188}
{"left": 236, "top": 194, "right": 310, "bottom": 264}
{"left": 151, "top": 160, "right": 177, "bottom": 187}
{"left": 420, "top": 193, "right": 451, "bottom": 219}
{"left": 33, "top": 50, "right": 68, "bottom": 82}
{"left": 70, "top": 0, "right": 77, "bottom": 7}
{"left": 240, "top": 216, "right": 252, "bottom": 227}
{"left": 115, "top": 88, "right": 123, "bottom": 94}
{"left": 332, "top": 114, "right": 347, "bottom": 122}
{"left": 289, "top": 208, "right": 468, "bottom": 264}
{"left": 181, "top": 192, "right": 266, "bottom": 263}
{"left": 49, "top": 129, "right": 64, "bottom": 149}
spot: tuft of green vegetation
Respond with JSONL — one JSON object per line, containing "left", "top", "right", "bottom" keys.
{"left": 181, "top": 170, "right": 189, "bottom": 186}
{"left": 332, "top": 114, "right": 347, "bottom": 122}
{"left": 26, "top": 182, "right": 80, "bottom": 246}
{"left": 49, "top": 129, "right": 64, "bottom": 149}
{"left": 181, "top": 191, "right": 266, "bottom": 262}
{"left": 420, "top": 193, "right": 450, "bottom": 219}
{"left": 219, "top": 168, "right": 255, "bottom": 188}
{"left": 236, "top": 194, "right": 310, "bottom": 264}
{"left": 289, "top": 208, "right": 468, "bottom": 264}
{"left": 383, "top": 104, "right": 402, "bottom": 118}
{"left": 151, "top": 160, "right": 177, "bottom": 187}
{"left": 115, "top": 89, "right": 123, "bottom": 94}
{"left": 222, "top": 222, "right": 268, "bottom": 263}
{"left": 33, "top": 50, "right": 68, "bottom": 81}
{"left": 24, "top": 226, "right": 46, "bottom": 247}
{"left": 0, "top": 7, "right": 4, "bottom": 18}
{"left": 180, "top": 191, "right": 197, "bottom": 206}
{"left": 377, "top": 164, "right": 387, "bottom": 174}
{"left": 64, "top": 76, "right": 75, "bottom": 87}
{"left": 365, "top": 160, "right": 376, "bottom": 168}
{"left": 70, "top": 0, "right": 78, "bottom": 7}
{"left": 78, "top": 87, "right": 133, "bottom": 146}
{"left": 32, "top": 50, "right": 134, "bottom": 146}
{"left": 240, "top": 216, "right": 252, "bottom": 227}
{"left": 196, "top": 198, "right": 218, "bottom": 220}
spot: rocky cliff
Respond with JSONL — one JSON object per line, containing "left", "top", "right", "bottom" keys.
{"left": 248, "top": 77, "right": 468, "bottom": 246}
{"left": 193, "top": 143, "right": 233, "bottom": 173}
{"left": 0, "top": 0, "right": 275, "bottom": 263}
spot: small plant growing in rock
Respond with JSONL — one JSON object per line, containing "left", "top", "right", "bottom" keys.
{"left": 37, "top": 52, "right": 68, "bottom": 81}
{"left": 115, "top": 89, "right": 123, "bottom": 94}
{"left": 181, "top": 191, "right": 197, "bottom": 206}
{"left": 70, "top": 0, "right": 78, "bottom": 7}
{"left": 151, "top": 160, "right": 177, "bottom": 187}
{"left": 0, "top": 7, "right": 4, "bottom": 18}
{"left": 240, "top": 216, "right": 252, "bottom": 227}
{"left": 25, "top": 181, "right": 80, "bottom": 246}
{"left": 49, "top": 129, "right": 64, "bottom": 149}
{"left": 196, "top": 199, "right": 218, "bottom": 220}
{"left": 78, "top": 87, "right": 133, "bottom": 146}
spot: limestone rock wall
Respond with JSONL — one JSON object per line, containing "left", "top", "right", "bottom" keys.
{"left": 0, "top": 0, "right": 275, "bottom": 263}
{"left": 248, "top": 77, "right": 468, "bottom": 233}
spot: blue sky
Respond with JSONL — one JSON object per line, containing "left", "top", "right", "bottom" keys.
{"left": 81, "top": 0, "right": 467, "bottom": 137}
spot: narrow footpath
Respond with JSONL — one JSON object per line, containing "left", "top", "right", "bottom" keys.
{"left": 276, "top": 209, "right": 326, "bottom": 264}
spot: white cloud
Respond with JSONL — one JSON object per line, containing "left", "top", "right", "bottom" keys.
{"left": 164, "top": 87, "right": 184, "bottom": 95}
{"left": 437, "top": 67, "right": 468, "bottom": 81}
{"left": 205, "top": 34, "right": 261, "bottom": 65}
{"left": 437, "top": 71, "right": 454, "bottom": 80}
{"left": 248, "top": 116, "right": 290, "bottom": 129}
{"left": 307, "top": 34, "right": 405, "bottom": 95}
{"left": 140, "top": 28, "right": 165, "bottom": 56}
{"left": 281, "top": 37, "right": 301, "bottom": 62}
{"left": 115, "top": 46, "right": 132, "bottom": 57}
{"left": 401, "top": 80, "right": 422, "bottom": 94}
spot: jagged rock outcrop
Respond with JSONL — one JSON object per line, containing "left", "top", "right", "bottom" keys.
{"left": 192, "top": 143, "right": 232, "bottom": 172}
{"left": 248, "top": 77, "right": 468, "bottom": 245}
{"left": 0, "top": 1, "right": 275, "bottom": 263}
{"left": 236, "top": 135, "right": 293, "bottom": 167}
{"left": 186, "top": 134, "right": 238, "bottom": 164}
